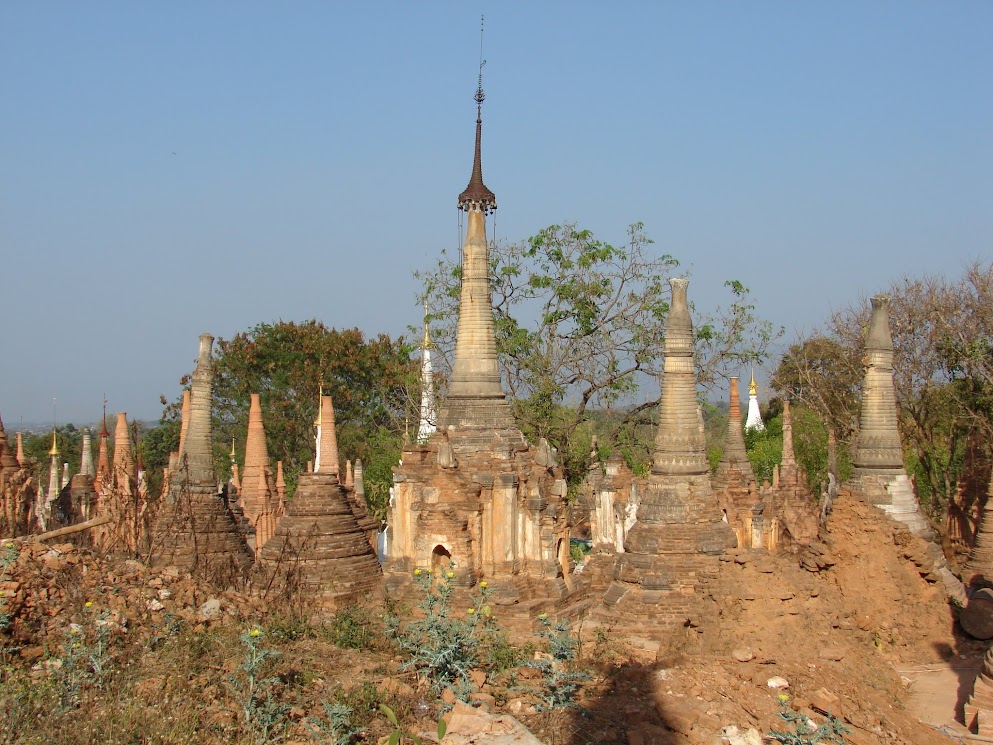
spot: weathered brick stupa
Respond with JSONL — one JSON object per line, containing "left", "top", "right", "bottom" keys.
{"left": 150, "top": 333, "right": 253, "bottom": 582}
{"left": 0, "top": 416, "right": 38, "bottom": 536}
{"left": 714, "top": 377, "right": 761, "bottom": 547}
{"left": 239, "top": 393, "right": 272, "bottom": 536}
{"left": 592, "top": 278, "right": 736, "bottom": 650}
{"left": 848, "top": 295, "right": 932, "bottom": 537}
{"left": 962, "top": 473, "right": 993, "bottom": 591}
{"left": 95, "top": 408, "right": 112, "bottom": 488}
{"left": 763, "top": 398, "right": 819, "bottom": 550}
{"left": 255, "top": 394, "right": 382, "bottom": 608}
{"left": 66, "top": 427, "right": 97, "bottom": 523}
{"left": 384, "top": 70, "right": 571, "bottom": 608}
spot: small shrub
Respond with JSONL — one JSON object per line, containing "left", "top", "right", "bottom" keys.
{"left": 768, "top": 702, "right": 849, "bottom": 744}
{"left": 225, "top": 627, "right": 290, "bottom": 744}
{"left": 386, "top": 570, "right": 494, "bottom": 699}
{"left": 524, "top": 614, "right": 590, "bottom": 710}
{"left": 0, "top": 543, "right": 18, "bottom": 633}
{"left": 327, "top": 605, "right": 379, "bottom": 650}
{"left": 305, "top": 701, "right": 362, "bottom": 745}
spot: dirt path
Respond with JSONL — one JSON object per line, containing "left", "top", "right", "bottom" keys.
{"left": 897, "top": 655, "right": 982, "bottom": 741}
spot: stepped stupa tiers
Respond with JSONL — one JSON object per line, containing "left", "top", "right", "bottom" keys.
{"left": 848, "top": 295, "right": 931, "bottom": 537}
{"left": 150, "top": 333, "right": 253, "bottom": 581}
{"left": 255, "top": 393, "right": 382, "bottom": 607}
{"left": 593, "top": 278, "right": 737, "bottom": 648}
{"left": 437, "top": 67, "right": 515, "bottom": 432}
{"left": 715, "top": 377, "right": 755, "bottom": 485}
{"left": 961, "top": 472, "right": 993, "bottom": 591}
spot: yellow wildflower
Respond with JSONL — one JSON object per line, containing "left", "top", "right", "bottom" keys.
{"left": 479, "top": 581, "right": 487, "bottom": 589}
{"left": 84, "top": 601, "right": 93, "bottom": 608}
{"left": 249, "top": 628, "right": 261, "bottom": 638}
{"left": 467, "top": 608, "right": 475, "bottom": 615}
{"left": 777, "top": 693, "right": 790, "bottom": 703}
{"left": 446, "top": 571, "right": 455, "bottom": 579}
{"left": 413, "top": 569, "right": 422, "bottom": 576}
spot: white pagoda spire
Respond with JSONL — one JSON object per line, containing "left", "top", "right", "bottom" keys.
{"left": 744, "top": 367, "right": 765, "bottom": 432}
{"left": 417, "top": 311, "right": 437, "bottom": 443}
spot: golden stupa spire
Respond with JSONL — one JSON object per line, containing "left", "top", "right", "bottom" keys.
{"left": 49, "top": 429, "right": 60, "bottom": 456}
{"left": 748, "top": 366, "right": 758, "bottom": 397}
{"left": 229, "top": 437, "right": 237, "bottom": 461}
{"left": 422, "top": 303, "right": 432, "bottom": 349}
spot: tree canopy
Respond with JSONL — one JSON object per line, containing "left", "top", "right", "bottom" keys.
{"left": 771, "top": 260, "right": 993, "bottom": 515}
{"left": 417, "top": 222, "right": 780, "bottom": 487}
{"left": 161, "top": 320, "right": 417, "bottom": 518}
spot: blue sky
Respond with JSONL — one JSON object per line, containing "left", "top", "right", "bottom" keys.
{"left": 2, "top": 2, "right": 991, "bottom": 424}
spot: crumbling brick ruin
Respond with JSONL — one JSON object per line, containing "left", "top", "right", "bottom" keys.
{"left": 149, "top": 333, "right": 254, "bottom": 582}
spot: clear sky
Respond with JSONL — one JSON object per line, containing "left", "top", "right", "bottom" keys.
{"left": 2, "top": 2, "right": 991, "bottom": 425}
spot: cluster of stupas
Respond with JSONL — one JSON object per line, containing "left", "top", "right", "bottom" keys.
{"left": 3, "top": 61, "right": 989, "bottom": 676}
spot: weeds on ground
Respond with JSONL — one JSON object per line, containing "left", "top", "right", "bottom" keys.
{"left": 53, "top": 607, "right": 116, "bottom": 712}
{"left": 523, "top": 614, "right": 590, "bottom": 711}
{"left": 386, "top": 569, "right": 495, "bottom": 700}
{"left": 0, "top": 543, "right": 18, "bottom": 633}
{"left": 326, "top": 605, "right": 381, "bottom": 650}
{"left": 379, "top": 703, "right": 447, "bottom": 745}
{"left": 226, "top": 627, "right": 290, "bottom": 744}
{"left": 305, "top": 701, "right": 362, "bottom": 745}
{"left": 768, "top": 701, "right": 849, "bottom": 744}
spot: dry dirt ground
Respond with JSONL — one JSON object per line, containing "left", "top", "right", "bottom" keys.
{"left": 0, "top": 495, "right": 983, "bottom": 744}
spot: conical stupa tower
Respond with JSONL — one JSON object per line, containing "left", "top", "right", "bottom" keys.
{"left": 418, "top": 313, "right": 438, "bottom": 443}
{"left": 112, "top": 412, "right": 135, "bottom": 491}
{"left": 744, "top": 368, "right": 764, "bottom": 432}
{"left": 437, "top": 70, "right": 515, "bottom": 434}
{"left": 256, "top": 393, "right": 381, "bottom": 608}
{"left": 716, "top": 377, "right": 755, "bottom": 484}
{"left": 0, "top": 415, "right": 18, "bottom": 475}
{"left": 314, "top": 395, "right": 339, "bottom": 476}
{"left": 46, "top": 430, "right": 61, "bottom": 504}
{"left": 80, "top": 428, "right": 95, "bottom": 478}
{"left": 849, "top": 295, "right": 931, "bottom": 536}
{"left": 95, "top": 408, "right": 112, "bottom": 486}
{"left": 779, "top": 399, "right": 798, "bottom": 483}
{"left": 598, "top": 278, "right": 736, "bottom": 648}
{"left": 15, "top": 431, "right": 27, "bottom": 469}
{"left": 240, "top": 393, "right": 271, "bottom": 526}
{"left": 151, "top": 333, "right": 253, "bottom": 580}
{"left": 178, "top": 389, "right": 191, "bottom": 457}
{"left": 959, "top": 472, "right": 993, "bottom": 590}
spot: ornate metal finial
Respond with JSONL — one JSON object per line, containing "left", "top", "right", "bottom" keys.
{"left": 100, "top": 395, "right": 109, "bottom": 438}
{"left": 458, "top": 15, "right": 497, "bottom": 213}
{"left": 475, "top": 16, "right": 486, "bottom": 118}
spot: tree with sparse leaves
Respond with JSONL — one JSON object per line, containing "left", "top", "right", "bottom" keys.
{"left": 417, "top": 222, "right": 780, "bottom": 488}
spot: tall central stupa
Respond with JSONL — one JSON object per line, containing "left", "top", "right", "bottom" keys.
{"left": 437, "top": 70, "right": 516, "bottom": 433}
{"left": 384, "top": 59, "right": 570, "bottom": 605}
